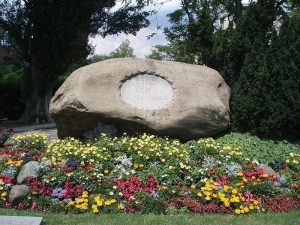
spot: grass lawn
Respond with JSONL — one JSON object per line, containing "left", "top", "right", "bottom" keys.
{"left": 0, "top": 209, "right": 299, "bottom": 225}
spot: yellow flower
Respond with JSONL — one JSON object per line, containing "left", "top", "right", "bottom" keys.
{"left": 235, "top": 209, "right": 241, "bottom": 214}
{"left": 190, "top": 184, "right": 196, "bottom": 189}
{"left": 197, "top": 192, "right": 202, "bottom": 197}
{"left": 82, "top": 191, "right": 89, "bottom": 198}
{"left": 67, "top": 201, "right": 74, "bottom": 206}
{"left": 172, "top": 189, "right": 176, "bottom": 194}
{"left": 237, "top": 172, "right": 243, "bottom": 176}
{"left": 104, "top": 200, "right": 112, "bottom": 206}
{"left": 92, "top": 204, "right": 99, "bottom": 213}
{"left": 15, "top": 160, "right": 23, "bottom": 167}
{"left": 223, "top": 185, "right": 229, "bottom": 192}
{"left": 230, "top": 196, "right": 240, "bottom": 203}
{"left": 205, "top": 196, "right": 211, "bottom": 201}
{"left": 231, "top": 189, "right": 238, "bottom": 195}
{"left": 118, "top": 204, "right": 125, "bottom": 210}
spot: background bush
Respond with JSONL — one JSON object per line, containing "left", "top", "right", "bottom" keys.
{"left": 217, "top": 132, "right": 300, "bottom": 164}
{"left": 230, "top": 15, "right": 300, "bottom": 140}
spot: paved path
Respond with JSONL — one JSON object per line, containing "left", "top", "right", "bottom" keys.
{"left": 12, "top": 123, "right": 58, "bottom": 140}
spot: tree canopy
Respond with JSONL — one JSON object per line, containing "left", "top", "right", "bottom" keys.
{"left": 147, "top": 0, "right": 300, "bottom": 140}
{"left": 0, "top": 0, "right": 152, "bottom": 123}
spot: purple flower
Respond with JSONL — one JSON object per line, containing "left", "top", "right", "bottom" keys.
{"left": 52, "top": 188, "right": 66, "bottom": 199}
{"left": 274, "top": 181, "right": 281, "bottom": 187}
{"left": 150, "top": 191, "right": 159, "bottom": 198}
{"left": 67, "top": 156, "right": 78, "bottom": 170}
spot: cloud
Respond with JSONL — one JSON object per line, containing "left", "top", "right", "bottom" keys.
{"left": 89, "top": 27, "right": 167, "bottom": 58}
{"left": 89, "top": 0, "right": 181, "bottom": 58}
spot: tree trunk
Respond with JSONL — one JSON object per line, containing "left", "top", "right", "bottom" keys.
{"left": 18, "top": 55, "right": 54, "bottom": 124}
{"left": 19, "top": 87, "right": 53, "bottom": 124}
{"left": 234, "top": 0, "right": 243, "bottom": 22}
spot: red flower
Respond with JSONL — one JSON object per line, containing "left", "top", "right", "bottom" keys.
{"left": 216, "top": 175, "right": 231, "bottom": 185}
{"left": 115, "top": 176, "right": 157, "bottom": 200}
{"left": 61, "top": 166, "right": 73, "bottom": 173}
{"left": 4, "top": 202, "right": 12, "bottom": 208}
{"left": 209, "top": 168, "right": 215, "bottom": 174}
{"left": 28, "top": 143, "right": 34, "bottom": 148}
{"left": 282, "top": 164, "right": 288, "bottom": 172}
{"left": 30, "top": 202, "right": 38, "bottom": 211}
{"left": 264, "top": 196, "right": 300, "bottom": 212}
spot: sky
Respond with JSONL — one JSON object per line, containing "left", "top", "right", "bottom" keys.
{"left": 89, "top": 0, "right": 181, "bottom": 58}
{"left": 89, "top": 0, "right": 249, "bottom": 58}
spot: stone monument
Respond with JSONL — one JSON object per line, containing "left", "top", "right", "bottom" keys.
{"left": 50, "top": 58, "right": 230, "bottom": 140}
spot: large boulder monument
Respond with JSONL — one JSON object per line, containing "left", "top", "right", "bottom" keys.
{"left": 50, "top": 58, "right": 230, "bottom": 140}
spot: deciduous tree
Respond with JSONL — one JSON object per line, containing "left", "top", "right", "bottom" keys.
{"left": 0, "top": 0, "right": 151, "bottom": 123}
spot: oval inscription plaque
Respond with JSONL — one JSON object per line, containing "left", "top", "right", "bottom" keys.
{"left": 120, "top": 74, "right": 173, "bottom": 110}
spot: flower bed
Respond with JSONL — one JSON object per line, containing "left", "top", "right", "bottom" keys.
{"left": 0, "top": 132, "right": 299, "bottom": 215}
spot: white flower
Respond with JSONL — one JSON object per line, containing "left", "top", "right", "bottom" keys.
{"left": 201, "top": 178, "right": 208, "bottom": 182}
{"left": 109, "top": 192, "right": 114, "bottom": 196}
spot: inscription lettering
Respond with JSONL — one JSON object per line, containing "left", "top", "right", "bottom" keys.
{"left": 121, "top": 74, "right": 173, "bottom": 110}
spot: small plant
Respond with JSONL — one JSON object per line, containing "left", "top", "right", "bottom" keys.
{"left": 0, "top": 126, "right": 14, "bottom": 147}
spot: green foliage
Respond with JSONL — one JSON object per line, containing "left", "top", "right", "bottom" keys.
{"left": 0, "top": 0, "right": 151, "bottom": 122}
{"left": 246, "top": 181, "right": 282, "bottom": 198}
{"left": 147, "top": 1, "right": 217, "bottom": 66}
{"left": 165, "top": 206, "right": 189, "bottom": 215}
{"left": 148, "top": 0, "right": 299, "bottom": 140}
{"left": 0, "top": 61, "right": 22, "bottom": 87}
{"left": 135, "top": 192, "right": 166, "bottom": 214}
{"left": 217, "top": 133, "right": 300, "bottom": 164}
{"left": 231, "top": 14, "right": 300, "bottom": 139}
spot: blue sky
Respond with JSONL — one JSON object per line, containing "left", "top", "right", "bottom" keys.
{"left": 89, "top": 0, "right": 181, "bottom": 58}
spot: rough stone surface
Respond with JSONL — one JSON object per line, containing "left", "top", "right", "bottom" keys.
{"left": 9, "top": 185, "right": 30, "bottom": 204}
{"left": 50, "top": 58, "right": 230, "bottom": 140}
{"left": 17, "top": 161, "right": 40, "bottom": 184}
{"left": 0, "top": 216, "right": 43, "bottom": 225}
{"left": 258, "top": 164, "right": 278, "bottom": 177}
{"left": 83, "top": 123, "right": 117, "bottom": 140}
